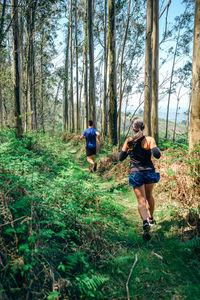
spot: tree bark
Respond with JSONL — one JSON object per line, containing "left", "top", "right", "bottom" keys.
{"left": 39, "top": 31, "right": 45, "bottom": 133}
{"left": 52, "top": 80, "right": 61, "bottom": 135}
{"left": 117, "top": 0, "right": 131, "bottom": 149}
{"left": 75, "top": 0, "right": 80, "bottom": 132}
{"left": 189, "top": 0, "right": 200, "bottom": 150}
{"left": 88, "top": 0, "right": 96, "bottom": 124}
{"left": 123, "top": 95, "right": 129, "bottom": 135}
{"left": 144, "top": 0, "right": 153, "bottom": 136}
{"left": 172, "top": 86, "right": 182, "bottom": 142}
{"left": 69, "top": 0, "right": 74, "bottom": 132}
{"left": 83, "top": 0, "right": 88, "bottom": 129}
{"left": 186, "top": 94, "right": 191, "bottom": 137}
{"left": 0, "top": 0, "right": 7, "bottom": 47}
{"left": 108, "top": 0, "right": 117, "bottom": 145}
{"left": 26, "top": 0, "right": 38, "bottom": 131}
{"left": 151, "top": 0, "right": 159, "bottom": 142}
{"left": 0, "top": 64, "right": 3, "bottom": 129}
{"left": 102, "top": 0, "right": 108, "bottom": 137}
{"left": 63, "top": 23, "right": 70, "bottom": 132}
{"left": 11, "top": 0, "right": 23, "bottom": 137}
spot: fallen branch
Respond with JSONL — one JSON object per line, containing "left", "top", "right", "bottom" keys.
{"left": 0, "top": 216, "right": 30, "bottom": 228}
{"left": 152, "top": 251, "right": 163, "bottom": 260}
{"left": 126, "top": 253, "right": 138, "bottom": 300}
{"left": 112, "top": 296, "right": 139, "bottom": 300}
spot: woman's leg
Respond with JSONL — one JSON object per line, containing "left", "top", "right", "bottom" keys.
{"left": 145, "top": 183, "right": 155, "bottom": 219}
{"left": 134, "top": 185, "right": 148, "bottom": 221}
{"left": 134, "top": 185, "right": 151, "bottom": 241}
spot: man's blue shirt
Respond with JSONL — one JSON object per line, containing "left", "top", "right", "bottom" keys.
{"left": 82, "top": 127, "right": 98, "bottom": 148}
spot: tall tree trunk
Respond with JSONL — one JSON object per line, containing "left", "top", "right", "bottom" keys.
{"left": 88, "top": 0, "right": 96, "bottom": 124}
{"left": 52, "top": 80, "right": 61, "bottom": 135}
{"left": 123, "top": 94, "right": 129, "bottom": 135}
{"left": 102, "top": 0, "right": 108, "bottom": 137}
{"left": 0, "top": 0, "right": 7, "bottom": 47}
{"left": 75, "top": 0, "right": 80, "bottom": 132}
{"left": 144, "top": 0, "right": 153, "bottom": 136}
{"left": 39, "top": 31, "right": 45, "bottom": 133}
{"left": 172, "top": 86, "right": 182, "bottom": 142}
{"left": 108, "top": 0, "right": 117, "bottom": 145}
{"left": 83, "top": 0, "right": 88, "bottom": 129}
{"left": 11, "top": 0, "right": 23, "bottom": 137}
{"left": 151, "top": 0, "right": 159, "bottom": 142}
{"left": 79, "top": 68, "right": 84, "bottom": 131}
{"left": 26, "top": 10, "right": 32, "bottom": 130}
{"left": 165, "top": 21, "right": 182, "bottom": 139}
{"left": 117, "top": 0, "right": 131, "bottom": 149}
{"left": 69, "top": 0, "right": 74, "bottom": 132}
{"left": 19, "top": 7, "right": 25, "bottom": 131}
{"left": 189, "top": 0, "right": 200, "bottom": 150}
{"left": 26, "top": 0, "right": 38, "bottom": 131}
{"left": 63, "top": 23, "right": 70, "bottom": 132}
{"left": 186, "top": 94, "right": 191, "bottom": 137}
{"left": 0, "top": 65, "right": 3, "bottom": 129}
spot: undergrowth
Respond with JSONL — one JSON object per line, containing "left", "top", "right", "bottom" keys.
{"left": 0, "top": 130, "right": 200, "bottom": 300}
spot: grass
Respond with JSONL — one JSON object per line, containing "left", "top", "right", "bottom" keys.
{"left": 0, "top": 129, "right": 199, "bottom": 299}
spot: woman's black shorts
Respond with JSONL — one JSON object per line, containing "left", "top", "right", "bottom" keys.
{"left": 86, "top": 147, "right": 96, "bottom": 156}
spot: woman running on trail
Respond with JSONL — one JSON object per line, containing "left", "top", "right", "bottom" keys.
{"left": 119, "top": 118, "right": 161, "bottom": 241}
{"left": 80, "top": 120, "right": 101, "bottom": 172}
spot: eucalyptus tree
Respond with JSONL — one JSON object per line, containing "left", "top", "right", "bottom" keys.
{"left": 88, "top": 0, "right": 96, "bottom": 124}
{"left": 11, "top": 0, "right": 23, "bottom": 137}
{"left": 0, "top": 36, "right": 13, "bottom": 127}
{"left": 115, "top": 0, "right": 145, "bottom": 139}
{"left": 83, "top": 0, "right": 88, "bottom": 129}
{"left": 63, "top": 23, "right": 70, "bottom": 132}
{"left": 69, "top": 0, "right": 74, "bottom": 132}
{"left": 151, "top": 0, "right": 159, "bottom": 142}
{"left": 189, "top": 0, "right": 200, "bottom": 150}
{"left": 164, "top": 6, "right": 193, "bottom": 139}
{"left": 26, "top": 0, "right": 38, "bottom": 131}
{"left": 0, "top": 0, "right": 7, "bottom": 47}
{"left": 143, "top": 0, "right": 152, "bottom": 136}
{"left": 117, "top": 0, "right": 131, "bottom": 149}
{"left": 75, "top": 0, "right": 80, "bottom": 132}
{"left": 108, "top": 0, "right": 117, "bottom": 145}
{"left": 102, "top": 0, "right": 108, "bottom": 137}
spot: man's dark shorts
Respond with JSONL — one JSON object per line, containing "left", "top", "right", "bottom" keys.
{"left": 129, "top": 171, "right": 160, "bottom": 188}
{"left": 86, "top": 147, "right": 96, "bottom": 156}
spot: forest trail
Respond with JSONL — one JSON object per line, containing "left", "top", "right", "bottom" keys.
{"left": 66, "top": 140, "right": 200, "bottom": 299}
{"left": 1, "top": 132, "right": 199, "bottom": 300}
{"left": 69, "top": 141, "right": 166, "bottom": 240}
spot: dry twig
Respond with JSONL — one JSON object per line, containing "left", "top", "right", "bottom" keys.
{"left": 152, "top": 251, "right": 163, "bottom": 260}
{"left": 126, "top": 253, "right": 138, "bottom": 300}
{"left": 0, "top": 216, "right": 30, "bottom": 228}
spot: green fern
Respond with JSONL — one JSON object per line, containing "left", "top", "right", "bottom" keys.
{"left": 184, "top": 238, "right": 200, "bottom": 248}
{"left": 76, "top": 273, "right": 107, "bottom": 298}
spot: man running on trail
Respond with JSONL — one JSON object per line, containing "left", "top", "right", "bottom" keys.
{"left": 80, "top": 120, "right": 101, "bottom": 172}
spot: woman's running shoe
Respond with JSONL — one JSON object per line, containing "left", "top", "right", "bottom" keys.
{"left": 148, "top": 217, "right": 156, "bottom": 226}
{"left": 143, "top": 223, "right": 151, "bottom": 241}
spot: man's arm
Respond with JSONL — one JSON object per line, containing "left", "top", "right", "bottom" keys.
{"left": 80, "top": 130, "right": 86, "bottom": 140}
{"left": 96, "top": 131, "right": 101, "bottom": 143}
{"left": 96, "top": 131, "right": 101, "bottom": 150}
